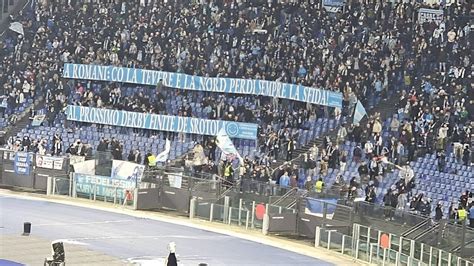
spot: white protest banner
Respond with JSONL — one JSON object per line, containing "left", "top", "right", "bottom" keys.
{"left": 167, "top": 173, "right": 183, "bottom": 189}
{"left": 418, "top": 8, "right": 443, "bottom": 24}
{"left": 36, "top": 155, "right": 65, "bottom": 170}
{"left": 111, "top": 160, "right": 145, "bottom": 182}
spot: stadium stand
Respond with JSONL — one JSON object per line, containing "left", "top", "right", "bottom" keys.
{"left": 1, "top": 0, "right": 473, "bottom": 231}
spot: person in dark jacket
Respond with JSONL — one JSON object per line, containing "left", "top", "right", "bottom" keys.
{"left": 165, "top": 242, "right": 177, "bottom": 266}
{"left": 286, "top": 138, "right": 295, "bottom": 161}
{"left": 358, "top": 161, "right": 369, "bottom": 181}
{"left": 127, "top": 150, "right": 135, "bottom": 162}
{"left": 434, "top": 202, "right": 443, "bottom": 221}
{"left": 437, "top": 151, "right": 446, "bottom": 172}
{"left": 384, "top": 188, "right": 398, "bottom": 221}
{"left": 365, "top": 185, "right": 377, "bottom": 203}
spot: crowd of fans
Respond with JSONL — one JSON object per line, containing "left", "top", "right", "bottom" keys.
{"left": 0, "top": 0, "right": 472, "bottom": 229}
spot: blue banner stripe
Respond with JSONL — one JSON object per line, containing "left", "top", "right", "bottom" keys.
{"left": 14, "top": 152, "right": 31, "bottom": 175}
{"left": 66, "top": 105, "right": 258, "bottom": 140}
{"left": 62, "top": 64, "right": 343, "bottom": 108}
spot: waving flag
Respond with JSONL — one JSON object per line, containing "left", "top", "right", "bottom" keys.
{"left": 216, "top": 128, "right": 244, "bottom": 165}
{"left": 9, "top": 22, "right": 24, "bottom": 36}
{"left": 156, "top": 139, "right": 171, "bottom": 162}
{"left": 353, "top": 100, "right": 367, "bottom": 124}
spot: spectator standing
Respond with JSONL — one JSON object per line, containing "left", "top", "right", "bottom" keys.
{"left": 315, "top": 177, "right": 324, "bottom": 193}
{"left": 390, "top": 115, "right": 400, "bottom": 137}
{"left": 437, "top": 151, "right": 446, "bottom": 172}
{"left": 336, "top": 124, "right": 347, "bottom": 145}
{"left": 462, "top": 145, "right": 471, "bottom": 166}
{"left": 279, "top": 171, "right": 290, "bottom": 188}
{"left": 309, "top": 144, "right": 319, "bottom": 162}
{"left": 365, "top": 186, "right": 376, "bottom": 204}
{"left": 434, "top": 202, "right": 443, "bottom": 222}
{"left": 358, "top": 161, "right": 369, "bottom": 181}
{"left": 223, "top": 161, "right": 234, "bottom": 189}
{"left": 457, "top": 206, "right": 467, "bottom": 225}
{"left": 286, "top": 139, "right": 295, "bottom": 161}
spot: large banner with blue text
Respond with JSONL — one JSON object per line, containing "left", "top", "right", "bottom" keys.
{"left": 74, "top": 173, "right": 135, "bottom": 200}
{"left": 62, "top": 64, "right": 343, "bottom": 108}
{"left": 66, "top": 105, "right": 258, "bottom": 140}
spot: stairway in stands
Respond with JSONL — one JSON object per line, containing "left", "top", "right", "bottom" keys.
{"left": 269, "top": 122, "right": 339, "bottom": 171}
{"left": 269, "top": 94, "right": 400, "bottom": 172}
{"left": 3, "top": 96, "right": 45, "bottom": 141}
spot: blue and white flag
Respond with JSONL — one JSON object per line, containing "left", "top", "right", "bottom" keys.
{"left": 216, "top": 128, "right": 243, "bottom": 165}
{"left": 353, "top": 100, "right": 367, "bottom": 124}
{"left": 31, "top": 115, "right": 46, "bottom": 127}
{"left": 9, "top": 22, "right": 24, "bottom": 36}
{"left": 322, "top": 0, "right": 345, "bottom": 12}
{"left": 156, "top": 139, "right": 171, "bottom": 162}
{"left": 305, "top": 198, "right": 338, "bottom": 219}
{"left": 111, "top": 160, "right": 145, "bottom": 182}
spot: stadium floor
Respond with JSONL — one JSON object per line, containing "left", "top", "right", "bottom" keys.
{"left": 0, "top": 193, "right": 336, "bottom": 266}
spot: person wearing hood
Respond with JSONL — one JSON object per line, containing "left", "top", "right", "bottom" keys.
{"left": 434, "top": 202, "right": 443, "bottom": 221}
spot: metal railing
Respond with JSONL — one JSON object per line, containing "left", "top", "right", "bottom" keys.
{"left": 44, "top": 173, "right": 474, "bottom": 265}
{"left": 271, "top": 187, "right": 298, "bottom": 206}
{"left": 348, "top": 223, "right": 474, "bottom": 266}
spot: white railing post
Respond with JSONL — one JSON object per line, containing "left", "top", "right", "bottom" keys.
{"left": 262, "top": 213, "right": 269, "bottom": 235}
{"left": 189, "top": 198, "right": 196, "bottom": 219}
{"left": 223, "top": 196, "right": 230, "bottom": 224}
{"left": 352, "top": 224, "right": 360, "bottom": 260}
{"left": 46, "top": 176, "right": 53, "bottom": 195}
{"left": 341, "top": 235, "right": 346, "bottom": 254}
{"left": 438, "top": 249, "right": 442, "bottom": 266}
{"left": 367, "top": 227, "right": 371, "bottom": 254}
{"left": 420, "top": 243, "right": 424, "bottom": 263}
{"left": 238, "top": 198, "right": 242, "bottom": 226}
{"left": 396, "top": 249, "right": 400, "bottom": 265}
{"left": 399, "top": 236, "right": 404, "bottom": 255}
{"left": 327, "top": 230, "right": 331, "bottom": 250}
{"left": 133, "top": 188, "right": 138, "bottom": 210}
{"left": 53, "top": 178, "right": 57, "bottom": 195}
{"left": 382, "top": 248, "right": 387, "bottom": 266}
{"left": 429, "top": 247, "right": 433, "bottom": 266}
{"left": 209, "top": 203, "right": 214, "bottom": 222}
{"left": 315, "top": 226, "right": 321, "bottom": 247}
{"left": 228, "top": 207, "right": 233, "bottom": 225}
{"left": 369, "top": 244, "right": 374, "bottom": 264}
{"left": 356, "top": 238, "right": 360, "bottom": 259}
{"left": 69, "top": 173, "right": 73, "bottom": 196}
{"left": 251, "top": 201, "right": 255, "bottom": 228}
{"left": 245, "top": 210, "right": 250, "bottom": 230}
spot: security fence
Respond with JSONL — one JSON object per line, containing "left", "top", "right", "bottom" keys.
{"left": 3, "top": 146, "right": 473, "bottom": 264}
{"left": 315, "top": 223, "right": 474, "bottom": 266}
{"left": 0, "top": 148, "right": 70, "bottom": 191}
